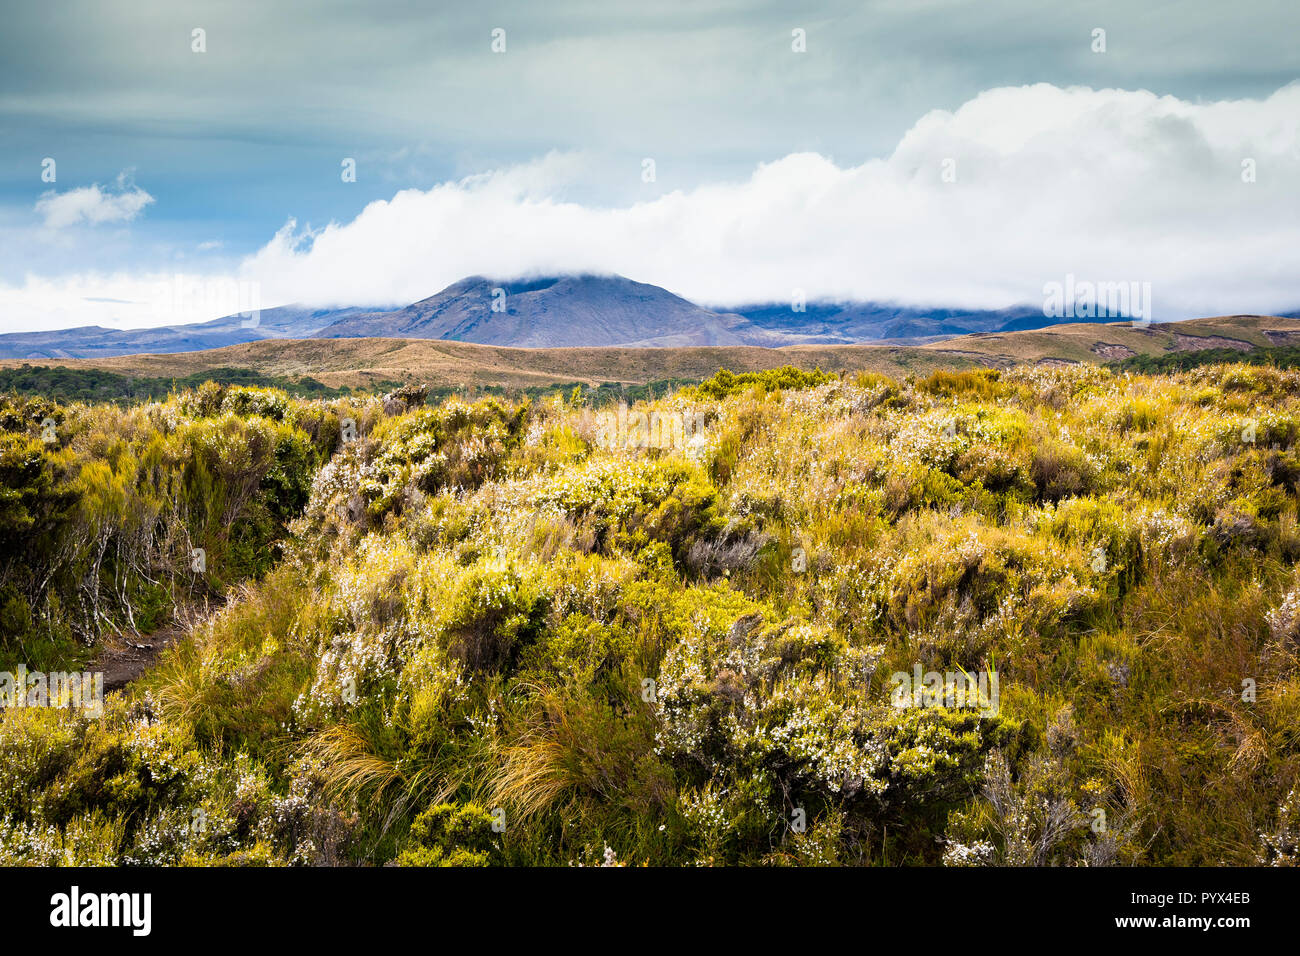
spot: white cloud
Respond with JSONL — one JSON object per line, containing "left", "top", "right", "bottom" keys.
{"left": 0, "top": 271, "right": 257, "bottom": 332}
{"left": 237, "top": 82, "right": 1300, "bottom": 319}
{"left": 5, "top": 82, "right": 1300, "bottom": 332}
{"left": 35, "top": 173, "right": 154, "bottom": 229}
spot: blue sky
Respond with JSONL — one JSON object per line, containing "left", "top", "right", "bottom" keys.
{"left": 3, "top": 0, "right": 1299, "bottom": 330}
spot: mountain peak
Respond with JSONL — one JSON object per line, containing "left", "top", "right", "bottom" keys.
{"left": 316, "top": 273, "right": 760, "bottom": 348}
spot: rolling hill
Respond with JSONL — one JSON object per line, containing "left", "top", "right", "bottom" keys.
{"left": 5, "top": 313, "right": 1297, "bottom": 392}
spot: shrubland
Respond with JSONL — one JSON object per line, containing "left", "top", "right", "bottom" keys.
{"left": 2, "top": 361, "right": 1300, "bottom": 866}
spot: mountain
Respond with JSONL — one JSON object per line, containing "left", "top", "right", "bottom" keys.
{"left": 4, "top": 271, "right": 1281, "bottom": 358}
{"left": 315, "top": 274, "right": 787, "bottom": 348}
{"left": 316, "top": 273, "right": 1112, "bottom": 348}
{"left": 729, "top": 301, "right": 1060, "bottom": 343}
{"left": 0, "top": 305, "right": 377, "bottom": 360}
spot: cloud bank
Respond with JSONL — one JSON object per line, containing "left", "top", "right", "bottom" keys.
{"left": 5, "top": 81, "right": 1300, "bottom": 330}
{"left": 239, "top": 82, "right": 1300, "bottom": 319}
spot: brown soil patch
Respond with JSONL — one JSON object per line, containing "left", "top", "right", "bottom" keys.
{"left": 1091, "top": 342, "right": 1136, "bottom": 359}
{"left": 94, "top": 604, "right": 217, "bottom": 693}
{"left": 1172, "top": 334, "right": 1253, "bottom": 353}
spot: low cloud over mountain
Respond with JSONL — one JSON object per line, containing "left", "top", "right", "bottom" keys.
{"left": 0, "top": 273, "right": 1126, "bottom": 358}
{"left": 237, "top": 83, "right": 1300, "bottom": 321}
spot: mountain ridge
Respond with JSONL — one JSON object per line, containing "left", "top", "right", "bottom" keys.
{"left": 2, "top": 272, "right": 1290, "bottom": 359}
{"left": 0, "top": 304, "right": 377, "bottom": 360}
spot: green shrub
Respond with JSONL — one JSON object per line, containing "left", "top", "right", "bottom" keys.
{"left": 692, "top": 365, "right": 834, "bottom": 400}
{"left": 396, "top": 802, "right": 501, "bottom": 866}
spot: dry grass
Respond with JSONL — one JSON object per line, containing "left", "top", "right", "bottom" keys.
{"left": 299, "top": 724, "right": 410, "bottom": 829}
{"left": 6, "top": 314, "right": 1291, "bottom": 391}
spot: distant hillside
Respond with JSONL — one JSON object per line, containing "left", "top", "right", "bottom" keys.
{"left": 6, "top": 313, "right": 1299, "bottom": 392}
{"left": 0, "top": 304, "right": 377, "bottom": 360}
{"left": 916, "top": 313, "right": 1300, "bottom": 367}
{"left": 730, "top": 300, "right": 1059, "bottom": 342}
{"left": 0, "top": 363, "right": 361, "bottom": 403}
{"left": 0, "top": 335, "right": 957, "bottom": 391}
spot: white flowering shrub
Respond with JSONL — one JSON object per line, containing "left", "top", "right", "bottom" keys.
{"left": 656, "top": 611, "right": 1019, "bottom": 859}
{"left": 1258, "top": 788, "right": 1300, "bottom": 865}
{"left": 361, "top": 400, "right": 528, "bottom": 517}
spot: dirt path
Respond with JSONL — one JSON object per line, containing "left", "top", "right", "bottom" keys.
{"left": 94, "top": 604, "right": 218, "bottom": 693}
